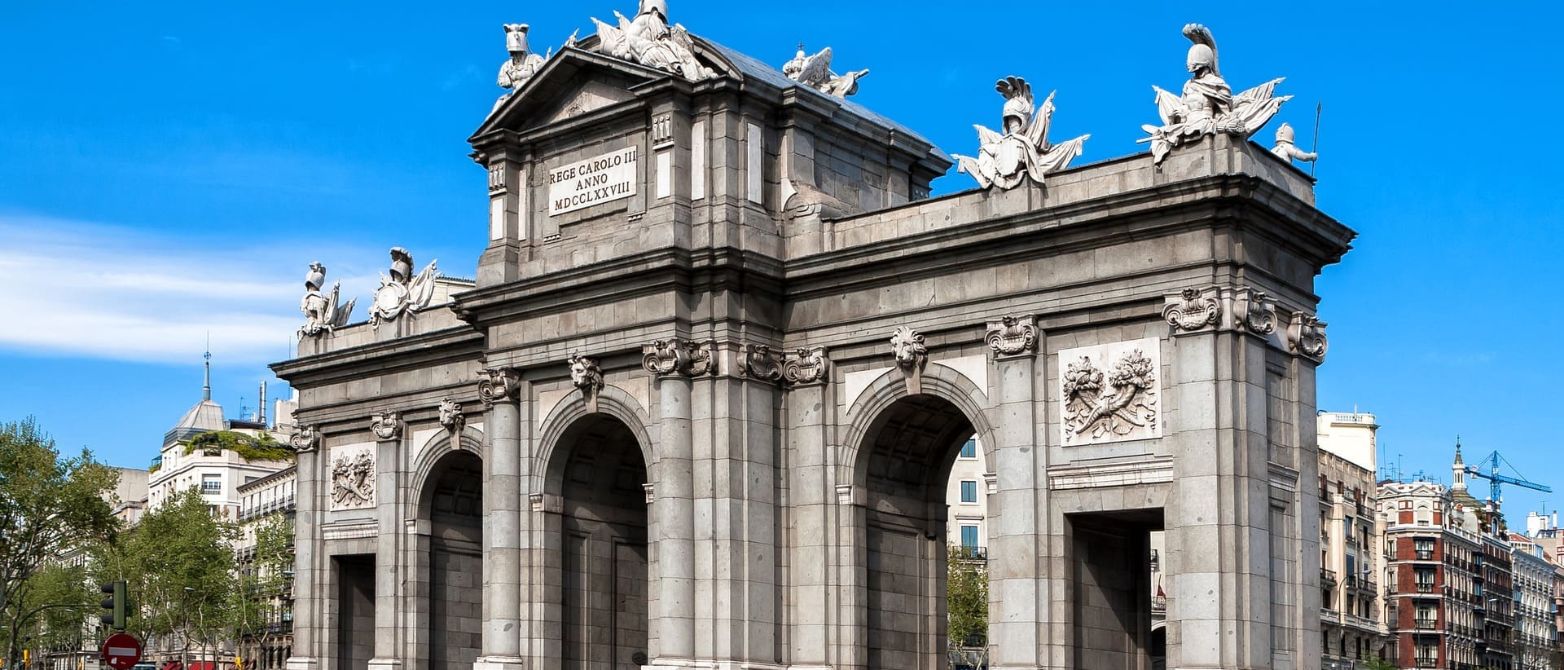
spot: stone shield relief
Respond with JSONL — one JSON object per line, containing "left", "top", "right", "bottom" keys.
{"left": 328, "top": 443, "right": 376, "bottom": 511}
{"left": 1057, "top": 337, "right": 1162, "bottom": 445}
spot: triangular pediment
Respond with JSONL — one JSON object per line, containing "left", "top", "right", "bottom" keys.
{"left": 473, "top": 48, "right": 684, "bottom": 139}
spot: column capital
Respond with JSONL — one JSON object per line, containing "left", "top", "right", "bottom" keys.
{"left": 477, "top": 367, "right": 522, "bottom": 407}
{"left": 369, "top": 411, "right": 402, "bottom": 441}
{"left": 1162, "top": 286, "right": 1221, "bottom": 334}
{"left": 642, "top": 338, "right": 715, "bottom": 378}
{"left": 986, "top": 314, "right": 1039, "bottom": 358}
{"left": 1286, "top": 310, "right": 1329, "bottom": 363}
{"left": 739, "top": 344, "right": 783, "bottom": 383}
{"left": 781, "top": 346, "right": 830, "bottom": 386}
{"left": 289, "top": 424, "right": 320, "bottom": 453}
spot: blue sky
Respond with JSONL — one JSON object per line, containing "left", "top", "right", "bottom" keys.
{"left": 2, "top": 3, "right": 1561, "bottom": 518}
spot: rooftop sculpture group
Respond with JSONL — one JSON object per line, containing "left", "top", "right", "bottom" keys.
{"left": 481, "top": 5, "right": 1313, "bottom": 187}
{"left": 952, "top": 77, "right": 1090, "bottom": 190}
{"left": 299, "top": 262, "right": 355, "bottom": 337}
{"left": 1140, "top": 23, "right": 1291, "bottom": 165}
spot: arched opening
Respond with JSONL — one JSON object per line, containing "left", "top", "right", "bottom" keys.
{"left": 422, "top": 450, "right": 483, "bottom": 670}
{"left": 548, "top": 414, "right": 650, "bottom": 670}
{"left": 857, "top": 394, "right": 981, "bottom": 670}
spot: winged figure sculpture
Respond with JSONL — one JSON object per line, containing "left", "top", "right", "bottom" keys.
{"left": 782, "top": 45, "right": 869, "bottom": 98}
{"left": 953, "top": 76, "right": 1089, "bottom": 190}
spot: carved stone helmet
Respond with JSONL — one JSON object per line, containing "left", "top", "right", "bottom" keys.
{"left": 1275, "top": 122, "right": 1295, "bottom": 144}
{"left": 504, "top": 23, "right": 530, "bottom": 54}
{"left": 639, "top": 0, "right": 668, "bottom": 20}
{"left": 389, "top": 247, "right": 413, "bottom": 283}
{"left": 1001, "top": 95, "right": 1031, "bottom": 127}
{"left": 305, "top": 262, "right": 326, "bottom": 291}
{"left": 1186, "top": 43, "right": 1215, "bottom": 74}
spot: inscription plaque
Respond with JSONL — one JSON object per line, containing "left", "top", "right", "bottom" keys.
{"left": 548, "top": 146, "right": 638, "bottom": 215}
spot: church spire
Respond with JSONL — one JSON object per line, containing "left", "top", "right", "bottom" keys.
{"left": 202, "top": 337, "right": 212, "bottom": 402}
{"left": 1452, "top": 436, "right": 1466, "bottom": 492}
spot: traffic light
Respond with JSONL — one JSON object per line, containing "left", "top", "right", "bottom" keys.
{"left": 99, "top": 580, "right": 128, "bottom": 630}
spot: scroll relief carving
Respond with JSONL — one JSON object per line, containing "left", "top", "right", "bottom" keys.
{"left": 890, "top": 326, "right": 929, "bottom": 394}
{"left": 438, "top": 399, "right": 465, "bottom": 434}
{"left": 1163, "top": 287, "right": 1221, "bottom": 332}
{"left": 329, "top": 445, "right": 376, "bottom": 510}
{"left": 477, "top": 367, "right": 521, "bottom": 407}
{"left": 370, "top": 412, "right": 402, "bottom": 441}
{"left": 740, "top": 345, "right": 783, "bottom": 383}
{"left": 1228, "top": 287, "right": 1277, "bottom": 336}
{"left": 642, "top": 339, "right": 714, "bottom": 378}
{"left": 569, "top": 353, "right": 604, "bottom": 411}
{"left": 289, "top": 425, "right": 320, "bottom": 453}
{"left": 986, "top": 315, "right": 1038, "bottom": 357}
{"left": 782, "top": 346, "right": 829, "bottom": 386}
{"left": 1059, "top": 337, "right": 1162, "bottom": 445}
{"left": 1286, "top": 312, "right": 1328, "bottom": 362}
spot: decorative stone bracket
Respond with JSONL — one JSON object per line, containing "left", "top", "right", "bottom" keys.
{"left": 986, "top": 315, "right": 1038, "bottom": 358}
{"left": 1286, "top": 311, "right": 1328, "bottom": 363}
{"left": 740, "top": 344, "right": 783, "bottom": 384}
{"left": 289, "top": 425, "right": 320, "bottom": 453}
{"left": 782, "top": 347, "right": 830, "bottom": 386}
{"left": 890, "top": 326, "right": 929, "bottom": 394}
{"left": 642, "top": 339, "right": 715, "bottom": 378}
{"left": 438, "top": 399, "right": 465, "bottom": 435}
{"left": 568, "top": 353, "right": 604, "bottom": 413}
{"left": 1162, "top": 286, "right": 1221, "bottom": 333}
{"left": 370, "top": 412, "right": 403, "bottom": 441}
{"left": 1164, "top": 285, "right": 1279, "bottom": 339}
{"left": 477, "top": 367, "right": 522, "bottom": 407}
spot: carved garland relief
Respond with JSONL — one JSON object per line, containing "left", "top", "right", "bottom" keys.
{"left": 1058, "top": 337, "right": 1162, "bottom": 445}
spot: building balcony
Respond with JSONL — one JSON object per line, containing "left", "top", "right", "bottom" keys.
{"left": 953, "top": 545, "right": 987, "bottom": 561}
{"left": 1413, "top": 618, "right": 1438, "bottom": 630}
{"left": 1323, "top": 568, "right": 1339, "bottom": 585}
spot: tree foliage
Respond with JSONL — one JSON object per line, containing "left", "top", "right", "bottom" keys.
{"left": 102, "top": 488, "right": 238, "bottom": 656}
{"left": 232, "top": 513, "right": 293, "bottom": 660}
{"left": 946, "top": 545, "right": 989, "bottom": 648}
{"left": 0, "top": 418, "right": 119, "bottom": 665}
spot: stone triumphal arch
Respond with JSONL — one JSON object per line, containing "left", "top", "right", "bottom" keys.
{"left": 274, "top": 5, "right": 1352, "bottom": 670}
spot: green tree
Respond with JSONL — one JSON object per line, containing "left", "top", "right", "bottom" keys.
{"left": 110, "top": 489, "right": 237, "bottom": 666}
{"left": 232, "top": 514, "right": 293, "bottom": 666}
{"left": 0, "top": 418, "right": 119, "bottom": 667}
{"left": 946, "top": 545, "right": 988, "bottom": 648}
{"left": 1362, "top": 657, "right": 1397, "bottom": 670}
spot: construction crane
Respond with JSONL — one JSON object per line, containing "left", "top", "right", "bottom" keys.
{"left": 1462, "top": 440, "right": 1551, "bottom": 506}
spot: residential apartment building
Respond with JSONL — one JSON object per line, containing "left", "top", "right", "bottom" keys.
{"left": 1510, "top": 532, "right": 1556, "bottom": 670}
{"left": 945, "top": 436, "right": 988, "bottom": 559}
{"left": 1380, "top": 477, "right": 1485, "bottom": 669}
{"left": 235, "top": 466, "right": 298, "bottom": 670}
{"left": 1317, "top": 411, "right": 1392, "bottom": 669}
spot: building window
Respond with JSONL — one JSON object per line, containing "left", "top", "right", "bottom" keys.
{"left": 960, "top": 525, "right": 979, "bottom": 549}
{"left": 202, "top": 474, "right": 221, "bottom": 493}
{"left": 959, "top": 480, "right": 978, "bottom": 503}
{"left": 959, "top": 439, "right": 977, "bottom": 459}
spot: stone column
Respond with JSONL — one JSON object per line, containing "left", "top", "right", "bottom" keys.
{"left": 783, "top": 357, "right": 832, "bottom": 667}
{"left": 650, "top": 366, "right": 695, "bottom": 665}
{"left": 984, "top": 317, "right": 1048, "bottom": 670}
{"left": 368, "top": 413, "right": 403, "bottom": 670}
{"left": 286, "top": 426, "right": 322, "bottom": 670}
{"left": 475, "top": 368, "right": 524, "bottom": 670}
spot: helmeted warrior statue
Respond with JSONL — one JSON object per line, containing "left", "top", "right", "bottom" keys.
{"left": 1141, "top": 23, "right": 1289, "bottom": 165}
{"left": 1269, "top": 122, "right": 1317, "bottom": 165}
{"left": 299, "top": 262, "right": 355, "bottom": 338}
{"left": 591, "top": 0, "right": 716, "bottom": 81}
{"left": 494, "top": 24, "right": 548, "bottom": 110}
{"left": 782, "top": 44, "right": 869, "bottom": 98}
{"left": 952, "top": 76, "right": 1089, "bottom": 190}
{"left": 369, "top": 247, "right": 438, "bottom": 329}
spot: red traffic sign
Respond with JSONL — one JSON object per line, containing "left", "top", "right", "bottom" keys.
{"left": 101, "top": 633, "right": 142, "bottom": 670}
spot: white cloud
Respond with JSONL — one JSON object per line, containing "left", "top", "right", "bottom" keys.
{"left": 0, "top": 213, "right": 381, "bottom": 366}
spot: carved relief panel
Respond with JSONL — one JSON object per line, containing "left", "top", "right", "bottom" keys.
{"left": 328, "top": 443, "right": 377, "bottom": 511}
{"left": 1057, "top": 337, "right": 1162, "bottom": 445}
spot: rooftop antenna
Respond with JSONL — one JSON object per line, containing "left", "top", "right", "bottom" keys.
{"left": 238, "top": 395, "right": 248, "bottom": 421}
{"left": 202, "top": 333, "right": 212, "bottom": 402}
{"left": 258, "top": 380, "right": 268, "bottom": 425}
